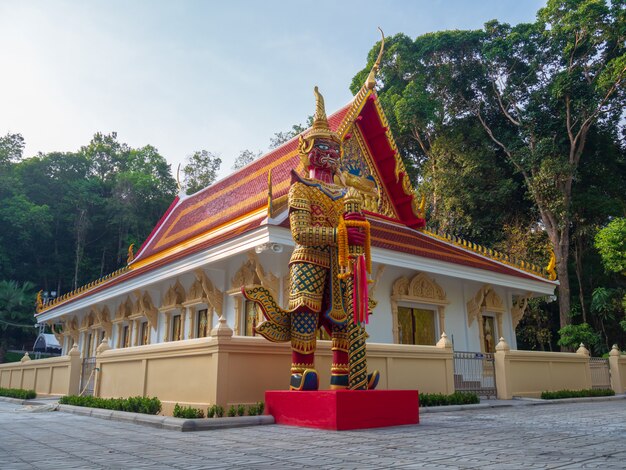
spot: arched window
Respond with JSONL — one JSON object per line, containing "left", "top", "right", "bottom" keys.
{"left": 391, "top": 273, "right": 449, "bottom": 345}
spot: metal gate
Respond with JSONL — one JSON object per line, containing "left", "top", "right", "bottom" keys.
{"left": 454, "top": 351, "right": 497, "bottom": 399}
{"left": 79, "top": 357, "right": 97, "bottom": 396}
{"left": 589, "top": 357, "right": 611, "bottom": 390}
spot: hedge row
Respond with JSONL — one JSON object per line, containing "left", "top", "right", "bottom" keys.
{"left": 59, "top": 395, "right": 161, "bottom": 414}
{"left": 173, "top": 402, "right": 265, "bottom": 419}
{"left": 541, "top": 389, "right": 615, "bottom": 399}
{"left": 420, "top": 392, "right": 480, "bottom": 407}
{"left": 0, "top": 387, "right": 36, "bottom": 399}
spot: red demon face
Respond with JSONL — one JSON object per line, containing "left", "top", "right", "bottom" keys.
{"left": 308, "top": 139, "right": 340, "bottom": 172}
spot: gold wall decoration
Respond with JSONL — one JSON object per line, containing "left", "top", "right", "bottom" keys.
{"left": 511, "top": 293, "right": 533, "bottom": 330}
{"left": 467, "top": 285, "right": 506, "bottom": 354}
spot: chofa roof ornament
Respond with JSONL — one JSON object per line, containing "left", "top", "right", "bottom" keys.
{"left": 365, "top": 27, "right": 385, "bottom": 90}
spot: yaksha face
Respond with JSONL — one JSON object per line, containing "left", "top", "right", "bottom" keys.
{"left": 308, "top": 138, "right": 341, "bottom": 173}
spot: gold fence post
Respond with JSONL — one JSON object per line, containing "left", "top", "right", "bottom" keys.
{"left": 609, "top": 345, "right": 624, "bottom": 394}
{"left": 576, "top": 343, "right": 592, "bottom": 389}
{"left": 494, "top": 337, "right": 511, "bottom": 399}
{"left": 67, "top": 344, "right": 82, "bottom": 396}
{"left": 436, "top": 332, "right": 455, "bottom": 395}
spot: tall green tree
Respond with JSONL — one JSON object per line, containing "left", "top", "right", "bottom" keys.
{"left": 182, "top": 150, "right": 222, "bottom": 195}
{"left": 354, "top": 0, "right": 626, "bottom": 331}
{"left": 0, "top": 281, "right": 36, "bottom": 363}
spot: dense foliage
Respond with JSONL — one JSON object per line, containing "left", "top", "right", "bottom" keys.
{"left": 541, "top": 388, "right": 615, "bottom": 399}
{"left": 419, "top": 392, "right": 480, "bottom": 407}
{"left": 58, "top": 395, "right": 162, "bottom": 414}
{"left": 353, "top": 0, "right": 626, "bottom": 352}
{"left": 0, "top": 387, "right": 37, "bottom": 399}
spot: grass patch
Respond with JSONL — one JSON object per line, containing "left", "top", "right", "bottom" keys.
{"left": 58, "top": 395, "right": 161, "bottom": 414}
{"left": 0, "top": 387, "right": 36, "bottom": 399}
{"left": 541, "top": 389, "right": 615, "bottom": 399}
{"left": 420, "top": 392, "right": 480, "bottom": 407}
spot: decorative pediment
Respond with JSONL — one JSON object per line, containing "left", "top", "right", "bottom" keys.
{"left": 80, "top": 311, "right": 96, "bottom": 330}
{"left": 231, "top": 257, "right": 262, "bottom": 291}
{"left": 97, "top": 306, "right": 113, "bottom": 337}
{"left": 391, "top": 272, "right": 447, "bottom": 305}
{"left": 187, "top": 277, "right": 205, "bottom": 304}
{"left": 195, "top": 269, "right": 223, "bottom": 317}
{"left": 134, "top": 290, "right": 158, "bottom": 328}
{"left": 467, "top": 285, "right": 505, "bottom": 327}
{"left": 246, "top": 252, "right": 279, "bottom": 301}
{"left": 162, "top": 280, "right": 185, "bottom": 309}
{"left": 115, "top": 297, "right": 133, "bottom": 320}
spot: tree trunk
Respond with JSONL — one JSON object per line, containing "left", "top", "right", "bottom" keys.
{"left": 574, "top": 238, "right": 588, "bottom": 323}
{"left": 73, "top": 209, "right": 87, "bottom": 290}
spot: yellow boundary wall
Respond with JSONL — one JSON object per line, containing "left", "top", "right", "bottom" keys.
{"left": 495, "top": 340, "right": 592, "bottom": 399}
{"left": 93, "top": 334, "right": 455, "bottom": 415}
{"left": 3, "top": 337, "right": 624, "bottom": 413}
{"left": 0, "top": 349, "right": 81, "bottom": 396}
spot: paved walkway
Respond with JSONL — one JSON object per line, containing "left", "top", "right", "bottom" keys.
{"left": 1, "top": 399, "right": 625, "bottom": 469}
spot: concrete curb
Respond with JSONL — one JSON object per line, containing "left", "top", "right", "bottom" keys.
{"left": 0, "top": 396, "right": 49, "bottom": 406}
{"left": 419, "top": 393, "right": 626, "bottom": 413}
{"left": 56, "top": 404, "right": 275, "bottom": 431}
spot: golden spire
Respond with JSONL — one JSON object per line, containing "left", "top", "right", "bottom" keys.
{"left": 365, "top": 27, "right": 385, "bottom": 90}
{"left": 546, "top": 249, "right": 557, "bottom": 281}
{"left": 127, "top": 244, "right": 135, "bottom": 264}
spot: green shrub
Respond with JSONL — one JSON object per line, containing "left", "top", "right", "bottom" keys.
{"left": 227, "top": 405, "right": 236, "bottom": 417}
{"left": 419, "top": 392, "right": 480, "bottom": 407}
{"left": 257, "top": 401, "right": 264, "bottom": 415}
{"left": 541, "top": 389, "right": 615, "bottom": 399}
{"left": 58, "top": 395, "right": 161, "bottom": 414}
{"left": 173, "top": 403, "right": 204, "bottom": 418}
{"left": 237, "top": 404, "right": 245, "bottom": 416}
{"left": 207, "top": 405, "right": 216, "bottom": 418}
{"left": 0, "top": 387, "right": 36, "bottom": 400}
{"left": 247, "top": 403, "right": 258, "bottom": 416}
{"left": 214, "top": 405, "right": 224, "bottom": 417}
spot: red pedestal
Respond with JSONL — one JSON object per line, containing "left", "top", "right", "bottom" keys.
{"left": 265, "top": 390, "right": 419, "bottom": 430}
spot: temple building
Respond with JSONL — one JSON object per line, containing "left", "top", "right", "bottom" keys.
{"left": 35, "top": 78, "right": 557, "bottom": 363}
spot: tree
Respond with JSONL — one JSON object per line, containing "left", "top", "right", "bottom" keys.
{"left": 269, "top": 117, "right": 313, "bottom": 149}
{"left": 353, "top": 0, "right": 626, "bottom": 331}
{"left": 0, "top": 133, "right": 25, "bottom": 166}
{"left": 595, "top": 218, "right": 626, "bottom": 275}
{"left": 0, "top": 281, "right": 36, "bottom": 363}
{"left": 557, "top": 322, "right": 601, "bottom": 353}
{"left": 232, "top": 149, "right": 262, "bottom": 170}
{"left": 182, "top": 150, "right": 222, "bottom": 195}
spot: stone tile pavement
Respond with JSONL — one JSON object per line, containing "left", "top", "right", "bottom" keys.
{"left": 0, "top": 399, "right": 624, "bottom": 469}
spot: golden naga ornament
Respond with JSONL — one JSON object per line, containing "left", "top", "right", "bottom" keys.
{"left": 546, "top": 249, "right": 557, "bottom": 281}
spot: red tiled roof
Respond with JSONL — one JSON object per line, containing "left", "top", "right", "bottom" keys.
{"left": 369, "top": 218, "right": 543, "bottom": 282}
{"left": 132, "top": 105, "right": 352, "bottom": 265}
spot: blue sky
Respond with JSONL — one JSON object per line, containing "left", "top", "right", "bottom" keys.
{"left": 0, "top": 0, "right": 545, "bottom": 178}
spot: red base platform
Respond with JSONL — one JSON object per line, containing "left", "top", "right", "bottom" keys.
{"left": 265, "top": 390, "right": 419, "bottom": 430}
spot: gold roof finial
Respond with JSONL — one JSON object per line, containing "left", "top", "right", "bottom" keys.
{"left": 365, "top": 27, "right": 385, "bottom": 90}
{"left": 546, "top": 248, "right": 557, "bottom": 281}
{"left": 127, "top": 243, "right": 135, "bottom": 265}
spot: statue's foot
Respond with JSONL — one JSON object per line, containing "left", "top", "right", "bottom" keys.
{"left": 329, "top": 374, "right": 348, "bottom": 390}
{"left": 290, "top": 369, "right": 319, "bottom": 391}
{"left": 367, "top": 370, "right": 380, "bottom": 390}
